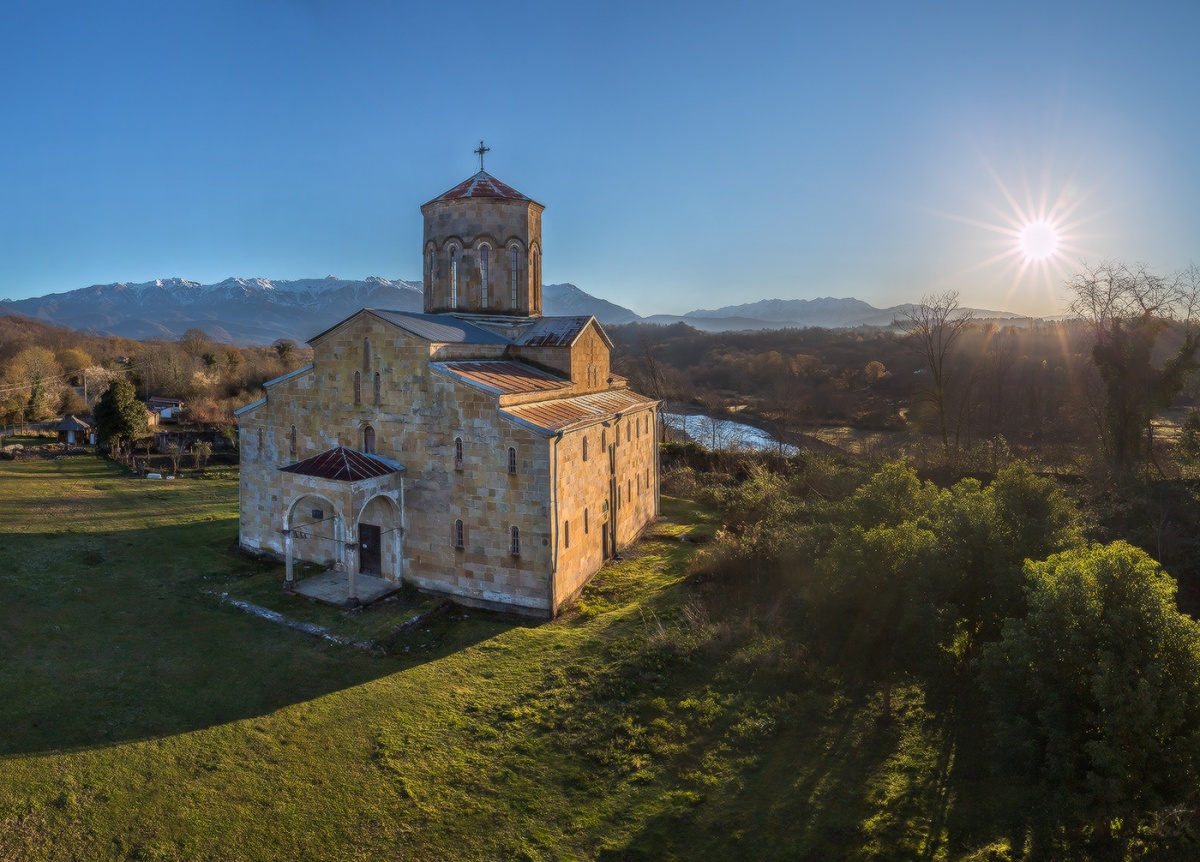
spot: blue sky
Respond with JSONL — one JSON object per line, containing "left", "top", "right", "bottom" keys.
{"left": 0, "top": 1, "right": 1196, "bottom": 316}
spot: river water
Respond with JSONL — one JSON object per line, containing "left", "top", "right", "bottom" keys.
{"left": 662, "top": 413, "right": 799, "bottom": 456}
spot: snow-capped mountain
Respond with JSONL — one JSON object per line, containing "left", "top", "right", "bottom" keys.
{"left": 0, "top": 277, "right": 639, "bottom": 345}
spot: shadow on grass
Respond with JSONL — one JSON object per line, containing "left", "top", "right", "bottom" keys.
{"left": 0, "top": 520, "right": 518, "bottom": 757}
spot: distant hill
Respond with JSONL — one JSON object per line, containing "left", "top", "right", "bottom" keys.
{"left": 677, "top": 297, "right": 1030, "bottom": 330}
{"left": 542, "top": 283, "right": 641, "bottom": 325}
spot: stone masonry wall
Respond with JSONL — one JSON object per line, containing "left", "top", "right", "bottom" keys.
{"left": 239, "top": 312, "right": 557, "bottom": 615}
{"left": 422, "top": 198, "right": 544, "bottom": 316}
{"left": 550, "top": 404, "right": 659, "bottom": 606}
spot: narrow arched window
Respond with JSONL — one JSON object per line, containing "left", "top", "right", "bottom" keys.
{"left": 582, "top": 437, "right": 588, "bottom": 462}
{"left": 426, "top": 247, "right": 435, "bottom": 290}
{"left": 363, "top": 424, "right": 375, "bottom": 455}
{"left": 373, "top": 372, "right": 381, "bottom": 406}
{"left": 628, "top": 480, "right": 631, "bottom": 502}
{"left": 637, "top": 473, "right": 640, "bottom": 494}
{"left": 601, "top": 430, "right": 607, "bottom": 451}
{"left": 454, "top": 519, "right": 464, "bottom": 550}
{"left": 289, "top": 425, "right": 297, "bottom": 459}
{"left": 510, "top": 526, "right": 520, "bottom": 557}
{"left": 450, "top": 246, "right": 459, "bottom": 308}
{"left": 508, "top": 446, "right": 517, "bottom": 474}
{"left": 454, "top": 437, "right": 463, "bottom": 470}
{"left": 480, "top": 245, "right": 490, "bottom": 308}
{"left": 564, "top": 519, "right": 570, "bottom": 549}
{"left": 363, "top": 337, "right": 370, "bottom": 371}
{"left": 257, "top": 428, "right": 263, "bottom": 452}
{"left": 353, "top": 371, "right": 361, "bottom": 406}
{"left": 584, "top": 508, "right": 589, "bottom": 535}
{"left": 627, "top": 423, "right": 631, "bottom": 443}
{"left": 510, "top": 245, "right": 519, "bottom": 307}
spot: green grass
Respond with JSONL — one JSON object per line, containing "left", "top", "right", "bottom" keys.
{"left": 0, "top": 456, "right": 1026, "bottom": 860}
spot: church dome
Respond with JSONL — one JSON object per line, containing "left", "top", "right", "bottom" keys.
{"left": 426, "top": 170, "right": 536, "bottom": 204}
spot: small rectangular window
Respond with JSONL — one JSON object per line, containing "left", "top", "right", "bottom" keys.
{"left": 510, "top": 526, "right": 520, "bottom": 557}
{"left": 564, "top": 519, "right": 570, "bottom": 549}
{"left": 455, "top": 519, "right": 464, "bottom": 550}
{"left": 311, "top": 508, "right": 323, "bottom": 520}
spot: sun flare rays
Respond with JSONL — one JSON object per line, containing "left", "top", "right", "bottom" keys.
{"left": 931, "top": 150, "right": 1106, "bottom": 312}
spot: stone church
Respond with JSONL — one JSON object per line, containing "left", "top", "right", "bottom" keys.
{"left": 236, "top": 161, "right": 659, "bottom": 617}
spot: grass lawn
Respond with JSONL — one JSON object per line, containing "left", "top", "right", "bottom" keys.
{"left": 0, "top": 456, "right": 1024, "bottom": 861}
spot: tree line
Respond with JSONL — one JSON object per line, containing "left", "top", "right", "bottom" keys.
{"left": 0, "top": 314, "right": 309, "bottom": 432}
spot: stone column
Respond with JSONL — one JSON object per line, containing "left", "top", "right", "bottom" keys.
{"left": 346, "top": 533, "right": 360, "bottom": 609}
{"left": 283, "top": 529, "right": 295, "bottom": 593}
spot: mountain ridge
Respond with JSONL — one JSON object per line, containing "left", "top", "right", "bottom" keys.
{"left": 0, "top": 279, "right": 1035, "bottom": 345}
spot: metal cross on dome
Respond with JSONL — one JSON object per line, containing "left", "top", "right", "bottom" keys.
{"left": 474, "top": 140, "right": 490, "bottom": 172}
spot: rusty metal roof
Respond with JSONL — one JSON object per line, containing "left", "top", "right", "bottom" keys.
{"left": 426, "top": 171, "right": 533, "bottom": 204}
{"left": 516, "top": 316, "right": 592, "bottom": 348}
{"left": 279, "top": 446, "right": 404, "bottom": 482}
{"left": 502, "top": 390, "right": 656, "bottom": 434}
{"left": 434, "top": 361, "right": 571, "bottom": 395}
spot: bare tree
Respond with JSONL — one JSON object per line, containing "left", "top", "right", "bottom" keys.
{"left": 894, "top": 291, "right": 974, "bottom": 453}
{"left": 1066, "top": 261, "right": 1200, "bottom": 476}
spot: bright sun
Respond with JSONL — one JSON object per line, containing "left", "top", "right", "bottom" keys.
{"left": 1018, "top": 221, "right": 1059, "bottom": 260}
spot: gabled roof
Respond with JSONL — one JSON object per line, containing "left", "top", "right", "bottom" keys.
{"left": 432, "top": 360, "right": 571, "bottom": 395}
{"left": 425, "top": 171, "right": 535, "bottom": 204}
{"left": 307, "top": 309, "right": 511, "bottom": 346}
{"left": 502, "top": 390, "right": 657, "bottom": 435}
{"left": 263, "top": 363, "right": 315, "bottom": 389}
{"left": 516, "top": 315, "right": 613, "bottom": 349}
{"left": 55, "top": 414, "right": 92, "bottom": 432}
{"left": 279, "top": 446, "right": 404, "bottom": 482}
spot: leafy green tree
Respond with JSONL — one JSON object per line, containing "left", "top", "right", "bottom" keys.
{"left": 93, "top": 376, "right": 148, "bottom": 453}
{"left": 191, "top": 440, "right": 212, "bottom": 469}
{"left": 166, "top": 442, "right": 183, "bottom": 475}
{"left": 982, "top": 542, "right": 1200, "bottom": 844}
{"left": 816, "top": 520, "right": 940, "bottom": 721}
{"left": 810, "top": 464, "right": 946, "bottom": 720}
{"left": 932, "top": 462, "right": 1081, "bottom": 654}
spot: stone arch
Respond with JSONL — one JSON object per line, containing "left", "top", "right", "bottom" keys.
{"left": 283, "top": 492, "right": 344, "bottom": 574}
{"left": 355, "top": 493, "right": 402, "bottom": 581}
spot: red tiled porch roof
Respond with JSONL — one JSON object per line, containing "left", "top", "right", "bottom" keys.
{"left": 279, "top": 446, "right": 403, "bottom": 481}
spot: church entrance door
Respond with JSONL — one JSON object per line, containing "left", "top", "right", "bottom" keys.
{"left": 359, "top": 523, "right": 382, "bottom": 575}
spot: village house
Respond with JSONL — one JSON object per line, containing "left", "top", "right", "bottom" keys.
{"left": 235, "top": 159, "right": 659, "bottom": 616}
{"left": 54, "top": 414, "right": 94, "bottom": 446}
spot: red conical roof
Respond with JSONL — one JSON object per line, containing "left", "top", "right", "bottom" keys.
{"left": 426, "top": 171, "right": 533, "bottom": 203}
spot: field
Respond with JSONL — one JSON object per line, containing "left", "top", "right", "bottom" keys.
{"left": 0, "top": 456, "right": 1020, "bottom": 861}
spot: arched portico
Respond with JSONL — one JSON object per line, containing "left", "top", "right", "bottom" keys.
{"left": 275, "top": 445, "right": 406, "bottom": 606}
